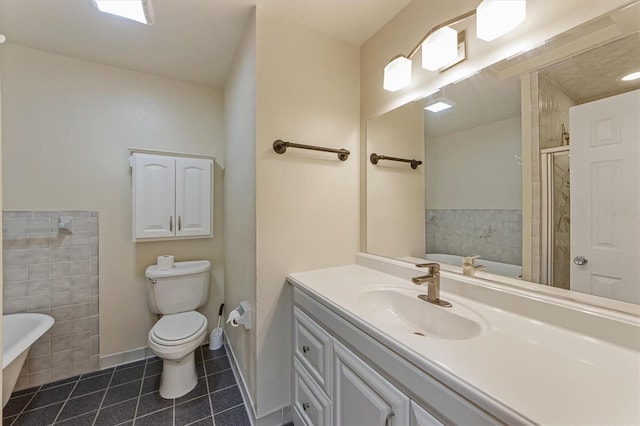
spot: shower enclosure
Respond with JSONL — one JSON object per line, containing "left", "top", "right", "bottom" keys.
{"left": 540, "top": 146, "right": 570, "bottom": 289}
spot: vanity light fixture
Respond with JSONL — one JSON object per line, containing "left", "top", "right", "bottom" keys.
{"left": 383, "top": 0, "right": 527, "bottom": 92}
{"left": 424, "top": 99, "right": 454, "bottom": 113}
{"left": 621, "top": 71, "right": 640, "bottom": 81}
{"left": 422, "top": 27, "right": 459, "bottom": 71}
{"left": 92, "top": 0, "right": 154, "bottom": 25}
{"left": 476, "top": 0, "right": 526, "bottom": 42}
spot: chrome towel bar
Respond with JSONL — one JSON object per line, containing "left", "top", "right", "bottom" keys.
{"left": 273, "top": 139, "right": 350, "bottom": 161}
{"left": 370, "top": 153, "right": 422, "bottom": 169}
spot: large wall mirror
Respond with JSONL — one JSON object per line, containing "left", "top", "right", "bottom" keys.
{"left": 366, "top": 2, "right": 640, "bottom": 308}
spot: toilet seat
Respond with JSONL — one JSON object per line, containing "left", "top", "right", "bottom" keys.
{"left": 150, "top": 311, "right": 207, "bottom": 347}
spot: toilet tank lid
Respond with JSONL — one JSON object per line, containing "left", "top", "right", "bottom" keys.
{"left": 145, "top": 260, "right": 211, "bottom": 279}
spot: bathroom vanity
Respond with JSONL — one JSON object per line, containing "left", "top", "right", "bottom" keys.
{"left": 287, "top": 254, "right": 640, "bottom": 425}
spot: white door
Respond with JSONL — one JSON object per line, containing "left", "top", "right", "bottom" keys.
{"left": 175, "top": 158, "right": 212, "bottom": 237}
{"left": 570, "top": 89, "right": 640, "bottom": 303}
{"left": 333, "top": 340, "right": 409, "bottom": 426}
{"left": 133, "top": 153, "right": 175, "bottom": 240}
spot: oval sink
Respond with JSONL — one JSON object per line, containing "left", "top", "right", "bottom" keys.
{"left": 357, "top": 288, "right": 483, "bottom": 340}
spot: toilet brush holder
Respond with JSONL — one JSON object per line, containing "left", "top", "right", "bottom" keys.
{"left": 209, "top": 328, "right": 223, "bottom": 350}
{"left": 210, "top": 303, "right": 224, "bottom": 350}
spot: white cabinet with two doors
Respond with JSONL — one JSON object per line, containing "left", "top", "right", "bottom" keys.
{"left": 131, "top": 151, "right": 213, "bottom": 241}
{"left": 293, "top": 306, "right": 443, "bottom": 426}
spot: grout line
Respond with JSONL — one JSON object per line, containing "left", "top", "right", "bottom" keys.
{"left": 131, "top": 357, "right": 149, "bottom": 425}
{"left": 214, "top": 401, "right": 245, "bottom": 416}
{"left": 5, "top": 388, "right": 40, "bottom": 426}
{"left": 50, "top": 374, "right": 81, "bottom": 424}
{"left": 202, "top": 345, "right": 217, "bottom": 424}
{"left": 90, "top": 364, "right": 117, "bottom": 426}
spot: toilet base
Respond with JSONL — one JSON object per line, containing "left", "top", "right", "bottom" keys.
{"left": 159, "top": 351, "right": 198, "bottom": 399}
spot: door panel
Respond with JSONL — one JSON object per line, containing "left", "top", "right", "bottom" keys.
{"left": 175, "top": 158, "right": 212, "bottom": 237}
{"left": 133, "top": 154, "right": 175, "bottom": 239}
{"left": 570, "top": 89, "right": 640, "bottom": 303}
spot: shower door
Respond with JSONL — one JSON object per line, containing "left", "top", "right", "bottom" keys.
{"left": 540, "top": 147, "right": 570, "bottom": 289}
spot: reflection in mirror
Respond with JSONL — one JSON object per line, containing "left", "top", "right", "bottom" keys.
{"left": 366, "top": 2, "right": 640, "bottom": 307}
{"left": 423, "top": 70, "right": 522, "bottom": 278}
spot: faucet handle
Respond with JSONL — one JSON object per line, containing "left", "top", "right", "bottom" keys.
{"left": 463, "top": 255, "right": 481, "bottom": 265}
{"left": 415, "top": 262, "right": 440, "bottom": 273}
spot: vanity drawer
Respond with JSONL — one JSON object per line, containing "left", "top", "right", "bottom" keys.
{"left": 294, "top": 358, "right": 332, "bottom": 426}
{"left": 294, "top": 307, "right": 333, "bottom": 395}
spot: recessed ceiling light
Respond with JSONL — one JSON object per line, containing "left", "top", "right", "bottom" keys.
{"left": 93, "top": 0, "right": 154, "bottom": 25}
{"left": 425, "top": 100, "right": 454, "bottom": 113}
{"left": 621, "top": 71, "right": 640, "bottom": 82}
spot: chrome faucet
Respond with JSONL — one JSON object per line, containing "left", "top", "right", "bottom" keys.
{"left": 462, "top": 255, "right": 486, "bottom": 276}
{"left": 412, "top": 263, "right": 452, "bottom": 308}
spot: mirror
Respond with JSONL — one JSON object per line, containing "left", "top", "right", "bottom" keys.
{"left": 366, "top": 2, "right": 640, "bottom": 307}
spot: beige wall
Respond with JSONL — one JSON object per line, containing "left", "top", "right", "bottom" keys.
{"left": 366, "top": 101, "right": 424, "bottom": 258}
{"left": 0, "top": 44, "right": 4, "bottom": 407}
{"left": 426, "top": 116, "right": 522, "bottom": 210}
{"left": 1, "top": 44, "right": 225, "bottom": 358}
{"left": 223, "top": 9, "right": 258, "bottom": 412}
{"left": 254, "top": 8, "right": 360, "bottom": 416}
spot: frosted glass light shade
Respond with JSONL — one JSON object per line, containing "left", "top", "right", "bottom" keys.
{"left": 422, "top": 27, "right": 458, "bottom": 71}
{"left": 383, "top": 56, "right": 412, "bottom": 92}
{"left": 93, "top": 0, "right": 153, "bottom": 24}
{"left": 476, "top": 0, "right": 526, "bottom": 41}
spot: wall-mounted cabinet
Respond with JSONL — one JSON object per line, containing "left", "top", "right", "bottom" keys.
{"left": 131, "top": 151, "right": 213, "bottom": 241}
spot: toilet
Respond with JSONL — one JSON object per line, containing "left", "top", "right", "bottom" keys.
{"left": 145, "top": 260, "right": 211, "bottom": 399}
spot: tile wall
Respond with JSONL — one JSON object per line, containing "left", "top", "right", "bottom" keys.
{"left": 425, "top": 209, "right": 522, "bottom": 266}
{"left": 2, "top": 211, "right": 99, "bottom": 390}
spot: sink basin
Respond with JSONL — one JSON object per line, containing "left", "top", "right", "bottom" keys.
{"left": 357, "top": 288, "right": 483, "bottom": 340}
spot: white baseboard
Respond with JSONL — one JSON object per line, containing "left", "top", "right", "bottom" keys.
{"left": 99, "top": 346, "right": 154, "bottom": 369}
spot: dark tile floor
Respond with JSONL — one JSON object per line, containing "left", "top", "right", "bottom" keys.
{"left": 3, "top": 344, "right": 251, "bottom": 426}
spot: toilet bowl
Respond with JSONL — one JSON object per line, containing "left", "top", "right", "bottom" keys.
{"left": 148, "top": 311, "right": 208, "bottom": 398}
{"left": 144, "top": 260, "right": 211, "bottom": 399}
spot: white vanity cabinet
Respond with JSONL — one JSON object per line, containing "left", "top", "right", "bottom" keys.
{"left": 292, "top": 287, "right": 497, "bottom": 426}
{"left": 293, "top": 306, "right": 432, "bottom": 426}
{"left": 132, "top": 152, "right": 212, "bottom": 241}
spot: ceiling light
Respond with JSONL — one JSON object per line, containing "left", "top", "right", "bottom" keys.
{"left": 383, "top": 56, "right": 413, "bottom": 92}
{"left": 476, "top": 0, "right": 526, "bottom": 41}
{"left": 422, "top": 27, "right": 458, "bottom": 71}
{"left": 425, "top": 100, "right": 454, "bottom": 113}
{"left": 621, "top": 71, "right": 640, "bottom": 81}
{"left": 93, "top": 0, "right": 153, "bottom": 25}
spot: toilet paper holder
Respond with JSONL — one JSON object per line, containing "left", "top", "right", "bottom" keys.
{"left": 227, "top": 301, "right": 251, "bottom": 330}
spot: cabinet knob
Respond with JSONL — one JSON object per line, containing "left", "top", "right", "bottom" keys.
{"left": 169, "top": 216, "right": 173, "bottom": 232}
{"left": 302, "top": 345, "right": 310, "bottom": 354}
{"left": 302, "top": 402, "right": 310, "bottom": 411}
{"left": 178, "top": 215, "right": 182, "bottom": 231}
{"left": 384, "top": 411, "right": 395, "bottom": 426}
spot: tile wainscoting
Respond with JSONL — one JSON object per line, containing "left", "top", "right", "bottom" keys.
{"left": 2, "top": 211, "right": 100, "bottom": 390}
{"left": 425, "top": 209, "right": 522, "bottom": 266}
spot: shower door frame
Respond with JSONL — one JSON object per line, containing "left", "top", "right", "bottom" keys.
{"left": 540, "top": 146, "right": 570, "bottom": 286}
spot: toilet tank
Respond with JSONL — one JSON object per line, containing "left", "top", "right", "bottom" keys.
{"left": 145, "top": 260, "right": 211, "bottom": 314}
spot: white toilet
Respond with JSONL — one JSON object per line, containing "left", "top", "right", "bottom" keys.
{"left": 145, "top": 260, "right": 211, "bottom": 399}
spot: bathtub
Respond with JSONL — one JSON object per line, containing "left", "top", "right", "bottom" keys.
{"left": 2, "top": 313, "right": 54, "bottom": 407}
{"left": 425, "top": 253, "right": 522, "bottom": 278}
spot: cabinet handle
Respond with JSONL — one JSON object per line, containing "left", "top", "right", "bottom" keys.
{"left": 302, "top": 345, "right": 310, "bottom": 354}
{"left": 384, "top": 411, "right": 395, "bottom": 426}
{"left": 178, "top": 215, "right": 182, "bottom": 231}
{"left": 302, "top": 402, "right": 310, "bottom": 411}
{"left": 169, "top": 216, "right": 173, "bottom": 232}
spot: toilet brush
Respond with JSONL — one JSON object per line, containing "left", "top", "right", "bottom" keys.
{"left": 209, "top": 303, "right": 224, "bottom": 350}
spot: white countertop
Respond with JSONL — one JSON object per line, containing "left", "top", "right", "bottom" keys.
{"left": 288, "top": 259, "right": 640, "bottom": 425}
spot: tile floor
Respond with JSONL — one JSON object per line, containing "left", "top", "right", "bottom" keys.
{"left": 3, "top": 344, "right": 251, "bottom": 426}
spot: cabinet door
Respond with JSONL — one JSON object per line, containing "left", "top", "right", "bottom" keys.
{"left": 175, "top": 158, "right": 212, "bottom": 237}
{"left": 410, "top": 401, "right": 444, "bottom": 426}
{"left": 334, "top": 341, "right": 409, "bottom": 426}
{"left": 133, "top": 154, "right": 176, "bottom": 240}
